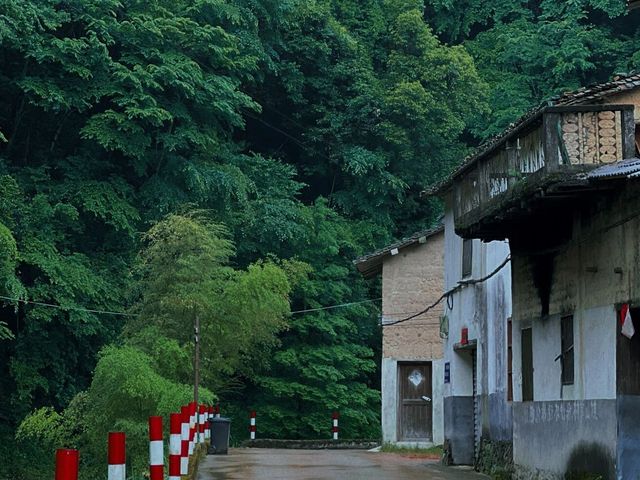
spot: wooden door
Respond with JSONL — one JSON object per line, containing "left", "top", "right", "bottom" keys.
{"left": 398, "top": 363, "right": 432, "bottom": 441}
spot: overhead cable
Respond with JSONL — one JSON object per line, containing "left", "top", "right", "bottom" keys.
{"left": 382, "top": 255, "right": 511, "bottom": 327}
{"left": 0, "top": 294, "right": 382, "bottom": 319}
{"left": 0, "top": 295, "right": 137, "bottom": 317}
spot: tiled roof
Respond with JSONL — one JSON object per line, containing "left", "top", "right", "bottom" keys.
{"left": 354, "top": 222, "right": 444, "bottom": 279}
{"left": 553, "top": 74, "right": 640, "bottom": 106}
{"left": 426, "top": 73, "right": 640, "bottom": 196}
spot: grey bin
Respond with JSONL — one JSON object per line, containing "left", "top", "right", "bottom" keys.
{"left": 208, "top": 417, "right": 231, "bottom": 455}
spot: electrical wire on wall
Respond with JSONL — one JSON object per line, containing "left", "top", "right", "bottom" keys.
{"left": 382, "top": 255, "right": 511, "bottom": 327}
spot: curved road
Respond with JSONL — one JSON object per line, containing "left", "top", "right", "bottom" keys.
{"left": 197, "top": 448, "right": 489, "bottom": 480}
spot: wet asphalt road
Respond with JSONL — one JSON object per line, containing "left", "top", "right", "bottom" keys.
{"left": 196, "top": 448, "right": 489, "bottom": 480}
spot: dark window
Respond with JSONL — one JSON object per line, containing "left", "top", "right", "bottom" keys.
{"left": 462, "top": 239, "right": 473, "bottom": 278}
{"left": 507, "top": 317, "right": 513, "bottom": 402}
{"left": 635, "top": 124, "right": 640, "bottom": 156}
{"left": 521, "top": 327, "right": 533, "bottom": 401}
{"left": 561, "top": 315, "right": 574, "bottom": 385}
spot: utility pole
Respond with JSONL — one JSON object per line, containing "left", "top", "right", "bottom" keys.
{"left": 194, "top": 314, "right": 200, "bottom": 407}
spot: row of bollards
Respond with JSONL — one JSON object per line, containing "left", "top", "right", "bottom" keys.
{"left": 55, "top": 402, "right": 218, "bottom": 480}
{"left": 247, "top": 411, "right": 340, "bottom": 441}
{"left": 55, "top": 406, "right": 341, "bottom": 478}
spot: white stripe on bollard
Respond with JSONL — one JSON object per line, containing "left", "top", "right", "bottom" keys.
{"left": 169, "top": 433, "right": 181, "bottom": 455}
{"left": 249, "top": 411, "right": 256, "bottom": 441}
{"left": 149, "top": 440, "right": 163, "bottom": 467}
{"left": 107, "top": 465, "right": 125, "bottom": 480}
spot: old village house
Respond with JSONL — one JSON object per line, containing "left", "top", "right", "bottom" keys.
{"left": 440, "top": 73, "right": 640, "bottom": 479}
{"left": 355, "top": 226, "right": 445, "bottom": 446}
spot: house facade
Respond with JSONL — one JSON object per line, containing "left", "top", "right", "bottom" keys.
{"left": 440, "top": 74, "right": 640, "bottom": 479}
{"left": 439, "top": 198, "right": 513, "bottom": 466}
{"left": 355, "top": 226, "right": 445, "bottom": 446}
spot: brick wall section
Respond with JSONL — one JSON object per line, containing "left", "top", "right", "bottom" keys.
{"left": 381, "top": 231, "right": 444, "bottom": 359}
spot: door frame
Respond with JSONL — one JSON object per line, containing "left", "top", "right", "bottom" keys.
{"left": 396, "top": 361, "right": 433, "bottom": 442}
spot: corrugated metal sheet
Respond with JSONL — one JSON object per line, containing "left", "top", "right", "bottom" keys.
{"left": 587, "top": 158, "right": 640, "bottom": 180}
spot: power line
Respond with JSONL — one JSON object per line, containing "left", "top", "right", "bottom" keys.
{"left": 246, "top": 113, "right": 310, "bottom": 149}
{"left": 0, "top": 295, "right": 137, "bottom": 317}
{"left": 262, "top": 104, "right": 309, "bottom": 131}
{"left": 0, "top": 251, "right": 509, "bottom": 324}
{"left": 244, "top": 111, "right": 337, "bottom": 164}
{"left": 0, "top": 294, "right": 381, "bottom": 318}
{"left": 289, "top": 298, "right": 381, "bottom": 315}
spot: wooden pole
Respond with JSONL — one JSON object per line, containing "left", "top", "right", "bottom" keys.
{"left": 194, "top": 314, "right": 200, "bottom": 408}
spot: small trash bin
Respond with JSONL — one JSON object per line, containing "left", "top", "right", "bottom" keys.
{"left": 208, "top": 417, "right": 231, "bottom": 455}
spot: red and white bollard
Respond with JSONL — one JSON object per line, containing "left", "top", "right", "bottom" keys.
{"left": 249, "top": 411, "right": 256, "bottom": 440}
{"left": 55, "top": 449, "right": 79, "bottom": 480}
{"left": 169, "top": 413, "right": 182, "bottom": 480}
{"left": 332, "top": 412, "right": 340, "bottom": 440}
{"left": 148, "top": 416, "right": 163, "bottom": 480}
{"left": 203, "top": 404, "right": 209, "bottom": 441}
{"left": 205, "top": 405, "right": 213, "bottom": 440}
{"left": 108, "top": 432, "right": 126, "bottom": 480}
{"left": 180, "top": 406, "right": 190, "bottom": 476}
{"left": 198, "top": 404, "right": 206, "bottom": 443}
{"left": 189, "top": 402, "right": 197, "bottom": 452}
{"left": 215, "top": 404, "right": 221, "bottom": 418}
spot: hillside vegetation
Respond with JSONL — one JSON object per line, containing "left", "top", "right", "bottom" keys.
{"left": 0, "top": 0, "right": 638, "bottom": 477}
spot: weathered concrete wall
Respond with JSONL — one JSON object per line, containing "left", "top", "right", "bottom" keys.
{"left": 510, "top": 182, "right": 640, "bottom": 402}
{"left": 513, "top": 400, "right": 617, "bottom": 480}
{"left": 509, "top": 182, "right": 640, "bottom": 478}
{"left": 381, "top": 357, "right": 398, "bottom": 444}
{"left": 482, "top": 241, "right": 513, "bottom": 442}
{"left": 432, "top": 359, "right": 445, "bottom": 446}
{"left": 617, "top": 395, "right": 640, "bottom": 479}
{"left": 442, "top": 201, "right": 513, "bottom": 464}
{"left": 381, "top": 231, "right": 444, "bottom": 359}
{"left": 511, "top": 182, "right": 640, "bottom": 324}
{"left": 444, "top": 395, "right": 475, "bottom": 465}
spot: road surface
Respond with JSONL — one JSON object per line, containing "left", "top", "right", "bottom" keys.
{"left": 196, "top": 448, "right": 489, "bottom": 480}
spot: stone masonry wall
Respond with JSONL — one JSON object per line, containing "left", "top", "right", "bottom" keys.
{"left": 382, "top": 231, "right": 444, "bottom": 360}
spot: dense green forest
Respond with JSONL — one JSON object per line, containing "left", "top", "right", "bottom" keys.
{"left": 0, "top": 0, "right": 639, "bottom": 477}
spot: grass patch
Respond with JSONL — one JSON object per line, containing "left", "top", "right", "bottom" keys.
{"left": 380, "top": 443, "right": 443, "bottom": 458}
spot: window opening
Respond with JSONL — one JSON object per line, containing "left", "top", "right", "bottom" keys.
{"left": 521, "top": 327, "right": 533, "bottom": 401}
{"left": 462, "top": 239, "right": 473, "bottom": 278}
{"left": 560, "top": 315, "right": 574, "bottom": 385}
